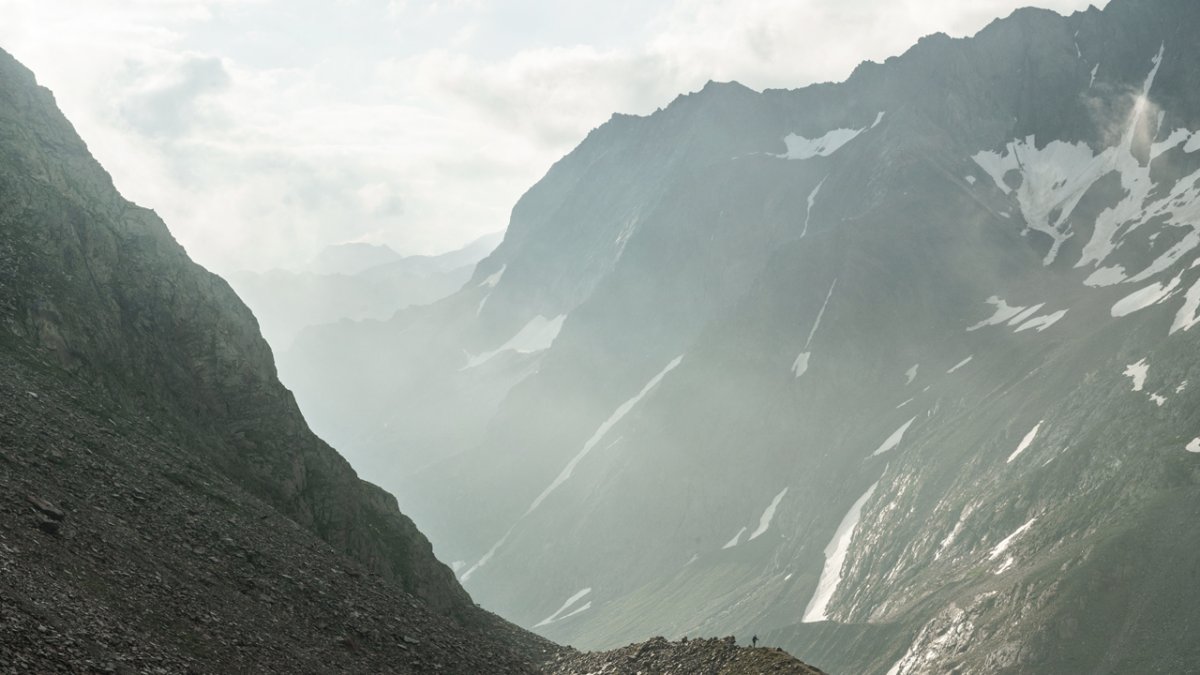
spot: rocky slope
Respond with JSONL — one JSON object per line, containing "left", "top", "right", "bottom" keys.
{"left": 284, "top": 0, "right": 1200, "bottom": 672}
{"left": 544, "top": 637, "right": 826, "bottom": 675}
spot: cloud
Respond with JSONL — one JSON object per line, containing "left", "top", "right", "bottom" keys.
{"left": 0, "top": 0, "right": 1107, "bottom": 274}
{"left": 120, "top": 55, "right": 232, "bottom": 137}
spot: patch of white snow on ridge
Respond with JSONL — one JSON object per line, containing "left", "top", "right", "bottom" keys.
{"left": 965, "top": 175, "right": 977, "bottom": 185}
{"left": 779, "top": 112, "right": 883, "bottom": 160}
{"left": 872, "top": 111, "right": 886, "bottom": 128}
{"left": 1128, "top": 232, "right": 1200, "bottom": 284}
{"left": 1005, "top": 303, "right": 1045, "bottom": 327}
{"left": 1187, "top": 132, "right": 1200, "bottom": 154}
{"left": 791, "top": 353, "right": 811, "bottom": 378}
{"left": 558, "top": 601, "right": 592, "bottom": 622}
{"left": 1151, "top": 128, "right": 1193, "bottom": 161}
{"left": 1007, "top": 422, "right": 1043, "bottom": 463}
{"left": 801, "top": 178, "right": 827, "bottom": 238}
{"left": 460, "top": 530, "right": 512, "bottom": 582}
{"left": 966, "top": 296, "right": 1025, "bottom": 331}
{"left": 988, "top": 517, "right": 1037, "bottom": 562}
{"left": 793, "top": 279, "right": 837, "bottom": 378}
{"left": 802, "top": 483, "right": 878, "bottom": 623}
{"left": 1170, "top": 277, "right": 1200, "bottom": 334}
{"left": 463, "top": 314, "right": 567, "bottom": 369}
{"left": 749, "top": 488, "right": 790, "bottom": 541}
{"left": 1089, "top": 63, "right": 1099, "bottom": 88}
{"left": 1015, "top": 309, "right": 1068, "bottom": 332}
{"left": 1187, "top": 438, "right": 1200, "bottom": 453}
{"left": 1124, "top": 358, "right": 1149, "bottom": 392}
{"left": 906, "top": 364, "right": 919, "bottom": 385}
{"left": 935, "top": 504, "right": 976, "bottom": 561}
{"left": 1111, "top": 276, "right": 1181, "bottom": 318}
{"left": 1085, "top": 265, "right": 1128, "bottom": 287}
{"left": 723, "top": 527, "right": 748, "bottom": 550}
{"left": 972, "top": 138, "right": 1102, "bottom": 265}
{"left": 1150, "top": 393, "right": 1167, "bottom": 407}
{"left": 534, "top": 588, "right": 592, "bottom": 628}
{"left": 947, "top": 356, "right": 973, "bottom": 374}
{"left": 872, "top": 417, "right": 917, "bottom": 457}
{"left": 526, "top": 355, "right": 684, "bottom": 515}
{"left": 973, "top": 45, "right": 1197, "bottom": 273}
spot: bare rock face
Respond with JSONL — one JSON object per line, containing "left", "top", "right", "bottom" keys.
{"left": 0, "top": 45, "right": 468, "bottom": 616}
{"left": 0, "top": 44, "right": 558, "bottom": 672}
{"left": 546, "top": 637, "right": 827, "bottom": 675}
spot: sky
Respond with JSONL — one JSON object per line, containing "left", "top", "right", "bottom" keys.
{"left": 0, "top": 0, "right": 1106, "bottom": 274}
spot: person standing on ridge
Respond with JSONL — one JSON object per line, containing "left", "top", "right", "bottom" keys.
{"left": 752, "top": 635, "right": 758, "bottom": 648}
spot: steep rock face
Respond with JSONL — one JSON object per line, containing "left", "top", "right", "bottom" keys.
{"left": 286, "top": 0, "right": 1200, "bottom": 673}
{"left": 0, "top": 46, "right": 468, "bottom": 617}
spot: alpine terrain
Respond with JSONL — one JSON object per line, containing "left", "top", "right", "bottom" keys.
{"left": 282, "top": 0, "right": 1200, "bottom": 672}
{"left": 0, "top": 44, "right": 821, "bottom": 673}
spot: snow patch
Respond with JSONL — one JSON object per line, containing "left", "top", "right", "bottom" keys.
{"left": 792, "top": 353, "right": 810, "bottom": 378}
{"left": 1015, "top": 309, "right": 1068, "bottom": 332}
{"left": 558, "top": 601, "right": 591, "bottom": 622}
{"left": 1111, "top": 276, "right": 1181, "bottom": 318}
{"left": 793, "top": 279, "right": 837, "bottom": 378}
{"left": 463, "top": 314, "right": 566, "bottom": 369}
{"left": 974, "top": 45, "right": 1200, "bottom": 274}
{"left": 1170, "top": 277, "right": 1200, "bottom": 334}
{"left": 779, "top": 113, "right": 883, "bottom": 160}
{"left": 1084, "top": 265, "right": 1127, "bottom": 287}
{"left": 905, "top": 364, "right": 919, "bottom": 385}
{"left": 1005, "top": 303, "right": 1045, "bottom": 327}
{"left": 1124, "top": 358, "right": 1149, "bottom": 392}
{"left": 749, "top": 488, "right": 790, "bottom": 540}
{"left": 1007, "top": 422, "right": 1043, "bottom": 463}
{"left": 947, "top": 356, "right": 973, "bottom": 374}
{"left": 966, "top": 296, "right": 1025, "bottom": 331}
{"left": 801, "top": 178, "right": 827, "bottom": 238}
{"left": 534, "top": 588, "right": 592, "bottom": 628}
{"left": 872, "top": 417, "right": 917, "bottom": 457}
{"left": 987, "top": 517, "right": 1037, "bottom": 563}
{"left": 964, "top": 175, "right": 977, "bottom": 185}
{"left": 1150, "top": 393, "right": 1167, "bottom": 407}
{"left": 723, "top": 526, "right": 747, "bottom": 550}
{"left": 1089, "top": 63, "right": 1099, "bottom": 88}
{"left": 802, "top": 483, "right": 878, "bottom": 622}
{"left": 1187, "top": 438, "right": 1200, "bottom": 453}
{"left": 526, "top": 355, "right": 684, "bottom": 515}
{"left": 935, "top": 505, "right": 975, "bottom": 561}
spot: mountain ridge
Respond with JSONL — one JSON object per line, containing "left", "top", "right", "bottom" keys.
{"left": 282, "top": 0, "right": 1200, "bottom": 672}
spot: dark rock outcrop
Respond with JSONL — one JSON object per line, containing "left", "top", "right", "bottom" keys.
{"left": 0, "top": 45, "right": 465, "bottom": 616}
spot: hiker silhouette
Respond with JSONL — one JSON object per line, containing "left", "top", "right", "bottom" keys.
{"left": 751, "top": 635, "right": 758, "bottom": 647}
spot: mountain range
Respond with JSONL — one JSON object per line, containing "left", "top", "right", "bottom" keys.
{"left": 227, "top": 235, "right": 499, "bottom": 351}
{"left": 281, "top": 1, "right": 1200, "bottom": 672}
{"left": 0, "top": 42, "right": 818, "bottom": 673}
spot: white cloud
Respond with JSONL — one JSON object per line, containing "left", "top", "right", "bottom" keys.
{"left": 0, "top": 0, "right": 1105, "bottom": 273}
